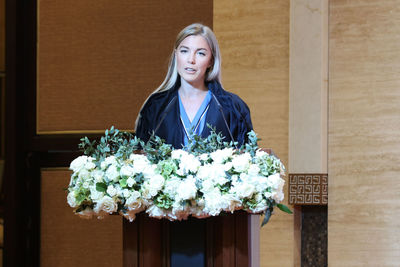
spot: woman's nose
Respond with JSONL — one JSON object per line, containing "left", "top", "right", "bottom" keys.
{"left": 187, "top": 53, "right": 195, "bottom": 64}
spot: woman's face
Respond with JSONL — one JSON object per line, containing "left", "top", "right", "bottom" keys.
{"left": 176, "top": 35, "right": 213, "bottom": 87}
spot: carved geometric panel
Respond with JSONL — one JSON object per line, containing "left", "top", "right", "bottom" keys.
{"left": 289, "top": 174, "right": 328, "bottom": 205}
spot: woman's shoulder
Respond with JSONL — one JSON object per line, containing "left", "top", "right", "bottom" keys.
{"left": 209, "top": 81, "right": 250, "bottom": 113}
{"left": 141, "top": 89, "right": 175, "bottom": 114}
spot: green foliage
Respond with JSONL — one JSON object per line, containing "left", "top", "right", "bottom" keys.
{"left": 79, "top": 126, "right": 140, "bottom": 163}
{"left": 157, "top": 159, "right": 178, "bottom": 178}
{"left": 141, "top": 133, "right": 173, "bottom": 164}
{"left": 277, "top": 203, "right": 293, "bottom": 214}
{"left": 154, "top": 193, "right": 173, "bottom": 209}
{"left": 96, "top": 182, "right": 107, "bottom": 192}
{"left": 243, "top": 130, "right": 259, "bottom": 157}
{"left": 185, "top": 124, "right": 238, "bottom": 155}
{"left": 261, "top": 208, "right": 272, "bottom": 227}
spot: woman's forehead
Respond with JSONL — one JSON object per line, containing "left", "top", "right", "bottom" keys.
{"left": 179, "top": 35, "right": 210, "bottom": 50}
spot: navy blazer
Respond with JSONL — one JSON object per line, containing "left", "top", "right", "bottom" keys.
{"left": 135, "top": 80, "right": 253, "bottom": 149}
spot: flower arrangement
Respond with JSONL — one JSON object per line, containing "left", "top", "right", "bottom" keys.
{"left": 67, "top": 126, "right": 292, "bottom": 226}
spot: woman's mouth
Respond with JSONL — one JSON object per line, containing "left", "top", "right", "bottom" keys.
{"left": 184, "top": 67, "right": 196, "bottom": 73}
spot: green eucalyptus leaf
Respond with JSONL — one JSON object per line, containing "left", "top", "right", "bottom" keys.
{"left": 261, "top": 208, "right": 272, "bottom": 227}
{"left": 277, "top": 203, "right": 293, "bottom": 214}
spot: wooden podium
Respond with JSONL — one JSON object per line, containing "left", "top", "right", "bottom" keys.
{"left": 123, "top": 212, "right": 260, "bottom": 267}
{"left": 122, "top": 148, "right": 275, "bottom": 267}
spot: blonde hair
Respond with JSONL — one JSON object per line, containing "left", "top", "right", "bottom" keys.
{"left": 135, "top": 23, "right": 222, "bottom": 130}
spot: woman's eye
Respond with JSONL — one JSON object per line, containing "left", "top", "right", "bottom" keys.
{"left": 180, "top": 49, "right": 188, "bottom": 54}
{"left": 198, "top": 52, "right": 206, "bottom": 56}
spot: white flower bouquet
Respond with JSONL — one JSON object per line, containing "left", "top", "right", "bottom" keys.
{"left": 67, "top": 126, "right": 291, "bottom": 226}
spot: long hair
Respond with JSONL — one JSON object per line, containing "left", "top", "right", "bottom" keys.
{"left": 134, "top": 23, "right": 222, "bottom": 130}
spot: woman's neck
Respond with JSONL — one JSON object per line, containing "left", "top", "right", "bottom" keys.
{"left": 178, "top": 78, "right": 208, "bottom": 99}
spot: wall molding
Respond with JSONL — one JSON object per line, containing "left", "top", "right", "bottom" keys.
{"left": 289, "top": 173, "right": 328, "bottom": 205}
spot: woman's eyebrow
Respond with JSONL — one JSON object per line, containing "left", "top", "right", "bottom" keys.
{"left": 178, "top": 45, "right": 209, "bottom": 51}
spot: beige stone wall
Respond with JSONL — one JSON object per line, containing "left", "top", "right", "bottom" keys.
{"left": 328, "top": 0, "right": 400, "bottom": 266}
{"left": 214, "top": 1, "right": 293, "bottom": 266}
{"left": 37, "top": 0, "right": 212, "bottom": 134}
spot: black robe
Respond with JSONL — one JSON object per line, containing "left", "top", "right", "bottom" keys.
{"left": 136, "top": 80, "right": 253, "bottom": 148}
{"left": 135, "top": 80, "right": 253, "bottom": 266}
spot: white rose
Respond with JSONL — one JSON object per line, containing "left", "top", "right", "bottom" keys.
{"left": 199, "top": 153, "right": 209, "bottom": 161}
{"left": 67, "top": 192, "right": 77, "bottom": 207}
{"left": 233, "top": 182, "right": 255, "bottom": 199}
{"left": 210, "top": 148, "right": 233, "bottom": 164}
{"left": 70, "top": 156, "right": 88, "bottom": 173}
{"left": 232, "top": 153, "right": 251, "bottom": 173}
{"left": 255, "top": 149, "right": 268, "bottom": 158}
{"left": 82, "top": 181, "right": 90, "bottom": 189}
{"left": 248, "top": 164, "right": 260, "bottom": 176}
{"left": 127, "top": 177, "right": 136, "bottom": 187}
{"left": 201, "top": 178, "right": 216, "bottom": 193}
{"left": 125, "top": 191, "right": 143, "bottom": 210}
{"left": 164, "top": 177, "right": 182, "bottom": 196}
{"left": 120, "top": 164, "right": 135, "bottom": 177}
{"left": 203, "top": 188, "right": 225, "bottom": 216}
{"left": 221, "top": 193, "right": 241, "bottom": 213}
{"left": 106, "top": 185, "right": 117, "bottom": 197}
{"left": 94, "top": 196, "right": 118, "bottom": 214}
{"left": 146, "top": 205, "right": 165, "bottom": 219}
{"left": 143, "top": 175, "right": 164, "bottom": 198}
{"left": 90, "top": 186, "right": 104, "bottom": 201}
{"left": 84, "top": 157, "right": 96, "bottom": 170}
{"left": 171, "top": 149, "right": 188, "bottom": 160}
{"left": 251, "top": 199, "right": 268, "bottom": 213}
{"left": 131, "top": 154, "right": 151, "bottom": 173}
{"left": 122, "top": 189, "right": 131, "bottom": 198}
{"left": 121, "top": 208, "right": 143, "bottom": 222}
{"left": 78, "top": 169, "right": 91, "bottom": 181}
{"left": 197, "top": 165, "right": 213, "bottom": 180}
{"left": 101, "top": 156, "right": 117, "bottom": 170}
{"left": 223, "top": 162, "right": 233, "bottom": 171}
{"left": 176, "top": 176, "right": 197, "bottom": 201}
{"left": 92, "top": 170, "right": 105, "bottom": 182}
{"left": 105, "top": 165, "right": 120, "bottom": 182}
{"left": 268, "top": 173, "right": 285, "bottom": 203}
{"left": 179, "top": 153, "right": 201, "bottom": 174}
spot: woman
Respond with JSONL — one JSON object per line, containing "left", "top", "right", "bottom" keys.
{"left": 135, "top": 23, "right": 253, "bottom": 149}
{"left": 135, "top": 23, "right": 253, "bottom": 267}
